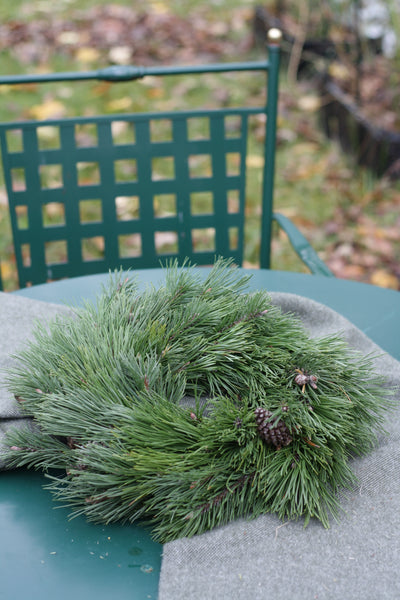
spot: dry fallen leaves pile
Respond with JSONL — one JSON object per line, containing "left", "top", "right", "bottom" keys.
{"left": 0, "top": 4, "right": 251, "bottom": 68}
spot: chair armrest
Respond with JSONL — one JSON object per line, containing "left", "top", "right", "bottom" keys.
{"left": 273, "top": 212, "right": 334, "bottom": 277}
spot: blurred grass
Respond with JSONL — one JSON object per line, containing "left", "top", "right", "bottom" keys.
{"left": 0, "top": 0, "right": 399, "bottom": 290}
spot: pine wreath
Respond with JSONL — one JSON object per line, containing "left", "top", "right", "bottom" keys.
{"left": 4, "top": 259, "right": 392, "bottom": 542}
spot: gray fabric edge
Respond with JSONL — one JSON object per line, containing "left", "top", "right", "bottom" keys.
{"left": 0, "top": 292, "right": 72, "bottom": 468}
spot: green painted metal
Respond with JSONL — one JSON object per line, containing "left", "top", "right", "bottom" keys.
{"left": 272, "top": 213, "right": 334, "bottom": 277}
{"left": 1, "top": 470, "right": 162, "bottom": 600}
{"left": 0, "top": 38, "right": 332, "bottom": 288}
{"left": 0, "top": 60, "right": 271, "bottom": 85}
{"left": 260, "top": 41, "right": 280, "bottom": 270}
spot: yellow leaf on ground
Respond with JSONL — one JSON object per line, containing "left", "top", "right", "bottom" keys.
{"left": 291, "top": 143, "right": 319, "bottom": 155}
{"left": 341, "top": 264, "right": 366, "bottom": 280}
{"left": 44, "top": 203, "right": 65, "bottom": 218}
{"left": 0, "top": 261, "right": 15, "bottom": 280}
{"left": 109, "top": 46, "right": 131, "bottom": 65}
{"left": 75, "top": 47, "right": 101, "bottom": 64}
{"left": 328, "top": 62, "right": 351, "bottom": 81}
{"left": 276, "top": 206, "right": 297, "bottom": 218}
{"left": 107, "top": 97, "right": 133, "bottom": 111}
{"left": 146, "top": 88, "right": 165, "bottom": 99}
{"left": 370, "top": 269, "right": 399, "bottom": 290}
{"left": 28, "top": 99, "right": 66, "bottom": 120}
{"left": 151, "top": 1, "right": 169, "bottom": 14}
{"left": 57, "top": 31, "right": 81, "bottom": 45}
{"left": 297, "top": 95, "right": 321, "bottom": 112}
{"left": 246, "top": 155, "right": 264, "bottom": 168}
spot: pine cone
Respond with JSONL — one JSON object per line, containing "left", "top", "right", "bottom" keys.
{"left": 254, "top": 407, "right": 292, "bottom": 448}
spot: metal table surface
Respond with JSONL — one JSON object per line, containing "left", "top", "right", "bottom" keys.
{"left": 3, "top": 268, "right": 399, "bottom": 600}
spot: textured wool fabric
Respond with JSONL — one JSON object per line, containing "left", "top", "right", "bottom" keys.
{"left": 0, "top": 290, "right": 399, "bottom": 599}
{"left": 158, "top": 292, "right": 400, "bottom": 600}
{"left": 0, "top": 292, "right": 71, "bottom": 468}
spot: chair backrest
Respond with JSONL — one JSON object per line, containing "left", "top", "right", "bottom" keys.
{"left": 0, "top": 30, "right": 281, "bottom": 289}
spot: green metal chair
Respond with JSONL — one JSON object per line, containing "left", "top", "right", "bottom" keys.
{"left": 0, "top": 28, "right": 332, "bottom": 290}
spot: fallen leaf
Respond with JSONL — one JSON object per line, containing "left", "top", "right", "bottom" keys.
{"left": 360, "top": 235, "right": 394, "bottom": 258}
{"left": 57, "top": 31, "right": 81, "bottom": 46}
{"left": 155, "top": 232, "right": 177, "bottom": 247}
{"left": 0, "top": 84, "right": 12, "bottom": 95}
{"left": 297, "top": 95, "right": 321, "bottom": 112}
{"left": 106, "top": 97, "right": 133, "bottom": 111}
{"left": 340, "top": 264, "right": 367, "bottom": 280}
{"left": 246, "top": 155, "right": 264, "bottom": 168}
{"left": 108, "top": 46, "right": 132, "bottom": 65}
{"left": 146, "top": 88, "right": 165, "bottom": 99}
{"left": 28, "top": 99, "right": 66, "bottom": 120}
{"left": 44, "top": 203, "right": 64, "bottom": 218}
{"left": 75, "top": 47, "right": 101, "bottom": 64}
{"left": 291, "top": 143, "right": 320, "bottom": 155}
{"left": 284, "top": 157, "right": 328, "bottom": 181}
{"left": 370, "top": 269, "right": 399, "bottom": 290}
{"left": 276, "top": 207, "right": 297, "bottom": 218}
{"left": 0, "top": 261, "right": 15, "bottom": 280}
{"left": 328, "top": 62, "right": 351, "bottom": 82}
{"left": 151, "top": 2, "right": 170, "bottom": 14}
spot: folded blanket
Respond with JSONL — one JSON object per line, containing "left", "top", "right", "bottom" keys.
{"left": 0, "top": 292, "right": 72, "bottom": 468}
{"left": 1, "top": 289, "right": 399, "bottom": 599}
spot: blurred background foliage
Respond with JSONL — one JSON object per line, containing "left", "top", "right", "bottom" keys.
{"left": 0, "top": 0, "right": 399, "bottom": 290}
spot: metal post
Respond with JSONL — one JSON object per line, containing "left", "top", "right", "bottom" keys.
{"left": 260, "top": 28, "right": 282, "bottom": 269}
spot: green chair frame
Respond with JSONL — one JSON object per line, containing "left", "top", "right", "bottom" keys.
{"left": 0, "top": 29, "right": 332, "bottom": 289}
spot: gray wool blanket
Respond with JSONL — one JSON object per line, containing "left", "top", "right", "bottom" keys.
{"left": 1, "top": 290, "right": 399, "bottom": 599}
{"left": 0, "top": 292, "right": 73, "bottom": 464}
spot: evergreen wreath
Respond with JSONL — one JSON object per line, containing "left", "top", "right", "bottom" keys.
{"left": 5, "top": 259, "right": 392, "bottom": 542}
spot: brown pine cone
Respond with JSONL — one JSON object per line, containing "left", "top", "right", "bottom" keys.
{"left": 254, "top": 407, "right": 292, "bottom": 448}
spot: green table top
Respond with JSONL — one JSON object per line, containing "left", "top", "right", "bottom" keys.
{"left": 4, "top": 268, "right": 399, "bottom": 599}
{"left": 2, "top": 470, "right": 160, "bottom": 600}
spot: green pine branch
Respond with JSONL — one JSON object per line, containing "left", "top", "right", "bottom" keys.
{"left": 4, "top": 258, "right": 393, "bottom": 542}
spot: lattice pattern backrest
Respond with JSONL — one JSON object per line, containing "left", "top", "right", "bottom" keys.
{"left": 0, "top": 108, "right": 255, "bottom": 287}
